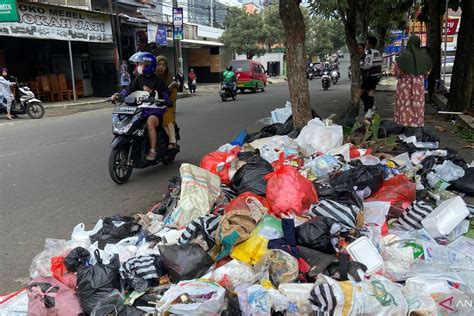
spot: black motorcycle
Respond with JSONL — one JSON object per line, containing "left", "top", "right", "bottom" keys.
{"left": 0, "top": 77, "right": 44, "bottom": 119}
{"left": 108, "top": 91, "right": 179, "bottom": 184}
{"left": 321, "top": 71, "right": 331, "bottom": 90}
{"left": 220, "top": 82, "right": 237, "bottom": 101}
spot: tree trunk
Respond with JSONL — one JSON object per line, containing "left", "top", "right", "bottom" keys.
{"left": 427, "top": 0, "right": 442, "bottom": 100}
{"left": 247, "top": 52, "right": 255, "bottom": 59}
{"left": 279, "top": 0, "right": 311, "bottom": 128}
{"left": 338, "top": 1, "right": 360, "bottom": 121}
{"left": 377, "top": 27, "right": 387, "bottom": 53}
{"left": 447, "top": 0, "right": 474, "bottom": 112}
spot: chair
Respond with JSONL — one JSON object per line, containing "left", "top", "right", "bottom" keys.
{"left": 68, "top": 79, "right": 84, "bottom": 98}
{"left": 58, "top": 74, "right": 73, "bottom": 100}
{"left": 49, "top": 74, "right": 65, "bottom": 101}
{"left": 28, "top": 80, "right": 44, "bottom": 100}
{"left": 39, "top": 75, "right": 60, "bottom": 102}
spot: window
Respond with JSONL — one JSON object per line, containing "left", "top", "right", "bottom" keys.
{"left": 230, "top": 60, "right": 250, "bottom": 72}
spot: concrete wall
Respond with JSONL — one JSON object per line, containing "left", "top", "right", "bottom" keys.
{"left": 235, "top": 52, "right": 285, "bottom": 76}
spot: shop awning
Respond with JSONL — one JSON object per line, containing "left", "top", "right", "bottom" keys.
{"left": 181, "top": 39, "right": 224, "bottom": 47}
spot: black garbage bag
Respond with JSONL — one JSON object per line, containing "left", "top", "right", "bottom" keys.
{"left": 90, "top": 216, "right": 141, "bottom": 249}
{"left": 451, "top": 168, "right": 474, "bottom": 196}
{"left": 420, "top": 155, "right": 437, "bottom": 175}
{"left": 231, "top": 154, "right": 273, "bottom": 195}
{"left": 158, "top": 244, "right": 214, "bottom": 283}
{"left": 64, "top": 247, "right": 91, "bottom": 272}
{"left": 378, "top": 120, "right": 405, "bottom": 138}
{"left": 330, "top": 164, "right": 385, "bottom": 194}
{"left": 378, "top": 120, "right": 440, "bottom": 143}
{"left": 76, "top": 250, "right": 121, "bottom": 314}
{"left": 244, "top": 124, "right": 282, "bottom": 143}
{"left": 314, "top": 183, "right": 363, "bottom": 208}
{"left": 299, "top": 246, "right": 337, "bottom": 278}
{"left": 296, "top": 217, "right": 341, "bottom": 254}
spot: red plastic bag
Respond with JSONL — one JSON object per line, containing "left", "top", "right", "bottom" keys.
{"left": 225, "top": 192, "right": 271, "bottom": 213}
{"left": 265, "top": 155, "right": 318, "bottom": 216}
{"left": 50, "top": 256, "right": 77, "bottom": 289}
{"left": 200, "top": 152, "right": 237, "bottom": 184}
{"left": 366, "top": 175, "right": 416, "bottom": 219}
{"left": 349, "top": 144, "right": 372, "bottom": 159}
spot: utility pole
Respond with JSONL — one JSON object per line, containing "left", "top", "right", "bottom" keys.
{"left": 172, "top": 0, "right": 183, "bottom": 76}
{"left": 108, "top": 0, "right": 121, "bottom": 86}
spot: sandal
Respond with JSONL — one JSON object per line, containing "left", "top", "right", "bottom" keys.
{"left": 146, "top": 150, "right": 157, "bottom": 161}
{"left": 168, "top": 143, "right": 178, "bottom": 150}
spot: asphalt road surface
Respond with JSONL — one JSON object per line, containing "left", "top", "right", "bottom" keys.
{"left": 0, "top": 61, "right": 350, "bottom": 292}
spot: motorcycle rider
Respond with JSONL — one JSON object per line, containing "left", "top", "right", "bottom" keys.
{"left": 113, "top": 52, "right": 171, "bottom": 161}
{"left": 222, "top": 65, "right": 237, "bottom": 95}
{"left": 0, "top": 68, "right": 15, "bottom": 120}
{"left": 322, "top": 62, "right": 331, "bottom": 73}
{"left": 360, "top": 36, "right": 383, "bottom": 112}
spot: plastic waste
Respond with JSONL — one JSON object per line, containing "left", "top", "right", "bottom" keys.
{"left": 271, "top": 102, "right": 292, "bottom": 123}
{"left": 247, "top": 284, "right": 271, "bottom": 314}
{"left": 200, "top": 151, "right": 237, "bottom": 184}
{"left": 422, "top": 196, "right": 470, "bottom": 238}
{"left": 451, "top": 167, "right": 474, "bottom": 196}
{"left": 433, "top": 160, "right": 466, "bottom": 182}
{"left": 303, "top": 154, "right": 343, "bottom": 179}
{"left": 296, "top": 118, "right": 343, "bottom": 154}
{"left": 231, "top": 154, "right": 273, "bottom": 195}
{"left": 231, "top": 234, "right": 268, "bottom": 265}
{"left": 278, "top": 283, "right": 314, "bottom": 314}
{"left": 211, "top": 259, "right": 257, "bottom": 288}
{"left": 71, "top": 219, "right": 103, "bottom": 246}
{"left": 346, "top": 236, "right": 384, "bottom": 275}
{"left": 296, "top": 217, "right": 341, "bottom": 254}
{"left": 64, "top": 247, "right": 91, "bottom": 272}
{"left": 331, "top": 164, "right": 385, "bottom": 194}
{"left": 253, "top": 249, "right": 299, "bottom": 286}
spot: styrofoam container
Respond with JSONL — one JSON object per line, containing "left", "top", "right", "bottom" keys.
{"left": 421, "top": 196, "right": 469, "bottom": 238}
{"left": 346, "top": 236, "right": 384, "bottom": 275}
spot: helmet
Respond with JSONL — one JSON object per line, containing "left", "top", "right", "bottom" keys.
{"left": 129, "top": 52, "right": 157, "bottom": 75}
{"left": 226, "top": 65, "right": 233, "bottom": 71}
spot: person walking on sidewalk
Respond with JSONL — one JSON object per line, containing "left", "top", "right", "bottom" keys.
{"left": 188, "top": 69, "right": 197, "bottom": 94}
{"left": 360, "top": 36, "right": 383, "bottom": 113}
{"left": 156, "top": 55, "right": 179, "bottom": 149}
{"left": 392, "top": 35, "right": 431, "bottom": 128}
{"left": 0, "top": 68, "right": 15, "bottom": 120}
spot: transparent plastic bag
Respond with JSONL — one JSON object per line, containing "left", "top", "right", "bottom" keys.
{"left": 433, "top": 160, "right": 465, "bottom": 182}
{"left": 211, "top": 259, "right": 257, "bottom": 288}
{"left": 71, "top": 219, "right": 103, "bottom": 245}
{"left": 254, "top": 249, "right": 298, "bottom": 287}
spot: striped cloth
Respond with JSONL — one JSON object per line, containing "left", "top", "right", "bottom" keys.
{"left": 221, "top": 184, "right": 238, "bottom": 203}
{"left": 177, "top": 214, "right": 221, "bottom": 246}
{"left": 120, "top": 255, "right": 160, "bottom": 285}
{"left": 394, "top": 201, "right": 433, "bottom": 231}
{"left": 309, "top": 200, "right": 361, "bottom": 228}
{"left": 309, "top": 282, "right": 338, "bottom": 315}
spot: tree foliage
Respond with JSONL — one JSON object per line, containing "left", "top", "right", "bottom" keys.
{"left": 306, "top": 17, "right": 345, "bottom": 58}
{"left": 220, "top": 7, "right": 266, "bottom": 59}
{"left": 261, "top": 5, "right": 285, "bottom": 51}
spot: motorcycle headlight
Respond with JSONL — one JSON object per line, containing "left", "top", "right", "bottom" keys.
{"left": 112, "top": 113, "right": 140, "bottom": 134}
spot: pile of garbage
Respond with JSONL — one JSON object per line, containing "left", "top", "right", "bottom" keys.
{"left": 2, "top": 107, "right": 474, "bottom": 315}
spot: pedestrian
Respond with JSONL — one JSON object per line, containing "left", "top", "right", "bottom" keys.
{"left": 0, "top": 68, "right": 15, "bottom": 120}
{"left": 392, "top": 35, "right": 431, "bottom": 128}
{"left": 360, "top": 36, "right": 383, "bottom": 113}
{"left": 120, "top": 61, "right": 131, "bottom": 90}
{"left": 188, "top": 68, "right": 197, "bottom": 94}
{"left": 156, "top": 55, "right": 179, "bottom": 149}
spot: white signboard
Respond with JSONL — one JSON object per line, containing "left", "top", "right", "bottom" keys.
{"left": 0, "top": 3, "right": 113, "bottom": 43}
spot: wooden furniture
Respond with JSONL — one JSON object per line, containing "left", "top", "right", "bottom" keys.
{"left": 58, "top": 74, "right": 73, "bottom": 100}
{"left": 49, "top": 74, "right": 66, "bottom": 101}
{"left": 38, "top": 75, "right": 60, "bottom": 102}
{"left": 68, "top": 79, "right": 84, "bottom": 98}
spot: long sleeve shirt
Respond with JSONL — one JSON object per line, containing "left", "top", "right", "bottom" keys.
{"left": 0, "top": 76, "right": 14, "bottom": 101}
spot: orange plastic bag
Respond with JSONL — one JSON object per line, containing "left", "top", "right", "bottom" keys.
{"left": 225, "top": 192, "right": 271, "bottom": 213}
{"left": 366, "top": 175, "right": 416, "bottom": 219}
{"left": 200, "top": 152, "right": 237, "bottom": 184}
{"left": 265, "top": 155, "right": 318, "bottom": 216}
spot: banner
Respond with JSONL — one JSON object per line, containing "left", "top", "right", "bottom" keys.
{"left": 443, "top": 18, "right": 459, "bottom": 36}
{"left": 147, "top": 23, "right": 169, "bottom": 45}
{"left": 172, "top": 7, "right": 183, "bottom": 40}
{"left": 0, "top": 0, "right": 19, "bottom": 22}
{"left": 157, "top": 24, "right": 167, "bottom": 45}
{"left": 0, "top": 3, "right": 112, "bottom": 43}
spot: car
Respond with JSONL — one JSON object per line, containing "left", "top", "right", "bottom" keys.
{"left": 229, "top": 60, "right": 267, "bottom": 93}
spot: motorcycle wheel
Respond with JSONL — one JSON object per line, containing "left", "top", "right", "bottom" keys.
{"left": 232, "top": 93, "right": 237, "bottom": 100}
{"left": 108, "top": 144, "right": 134, "bottom": 184}
{"left": 221, "top": 95, "right": 227, "bottom": 102}
{"left": 27, "top": 102, "right": 45, "bottom": 119}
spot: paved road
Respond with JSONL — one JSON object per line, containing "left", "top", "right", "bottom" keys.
{"left": 0, "top": 61, "right": 351, "bottom": 292}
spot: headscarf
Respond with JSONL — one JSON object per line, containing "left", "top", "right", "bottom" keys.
{"left": 155, "top": 55, "right": 174, "bottom": 86}
{"left": 396, "top": 35, "right": 431, "bottom": 75}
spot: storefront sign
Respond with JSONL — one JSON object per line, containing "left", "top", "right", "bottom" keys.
{"left": 0, "top": 0, "right": 19, "bottom": 22}
{"left": 443, "top": 18, "right": 459, "bottom": 36}
{"left": 173, "top": 7, "right": 183, "bottom": 40}
{"left": 0, "top": 3, "right": 112, "bottom": 43}
{"left": 147, "top": 23, "right": 169, "bottom": 45}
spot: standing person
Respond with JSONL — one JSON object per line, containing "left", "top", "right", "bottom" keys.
{"left": 188, "top": 68, "right": 197, "bottom": 94}
{"left": 393, "top": 35, "right": 431, "bottom": 128}
{"left": 360, "top": 36, "right": 383, "bottom": 113}
{"left": 0, "top": 68, "right": 15, "bottom": 120}
{"left": 119, "top": 61, "right": 131, "bottom": 90}
{"left": 176, "top": 68, "right": 184, "bottom": 92}
{"left": 156, "top": 55, "right": 179, "bottom": 149}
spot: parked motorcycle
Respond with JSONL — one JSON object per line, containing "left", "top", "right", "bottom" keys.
{"left": 331, "top": 70, "right": 339, "bottom": 85}
{"left": 220, "top": 82, "right": 237, "bottom": 101}
{"left": 321, "top": 71, "right": 331, "bottom": 90}
{"left": 108, "top": 90, "right": 180, "bottom": 184}
{"left": 0, "top": 77, "right": 44, "bottom": 119}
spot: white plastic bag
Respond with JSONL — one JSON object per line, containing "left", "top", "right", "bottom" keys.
{"left": 157, "top": 280, "right": 226, "bottom": 315}
{"left": 296, "top": 118, "right": 343, "bottom": 154}
{"left": 250, "top": 135, "right": 298, "bottom": 163}
{"left": 434, "top": 160, "right": 466, "bottom": 182}
{"left": 71, "top": 219, "right": 103, "bottom": 245}
{"left": 271, "top": 102, "right": 292, "bottom": 124}
{"left": 0, "top": 289, "right": 28, "bottom": 315}
{"left": 211, "top": 259, "right": 257, "bottom": 288}
{"left": 165, "top": 164, "right": 221, "bottom": 229}
{"left": 278, "top": 283, "right": 314, "bottom": 314}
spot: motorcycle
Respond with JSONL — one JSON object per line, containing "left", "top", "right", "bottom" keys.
{"left": 220, "top": 82, "right": 237, "bottom": 101}
{"left": 0, "top": 77, "right": 44, "bottom": 119}
{"left": 321, "top": 71, "right": 331, "bottom": 90}
{"left": 108, "top": 90, "right": 180, "bottom": 184}
{"left": 331, "top": 70, "right": 339, "bottom": 85}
